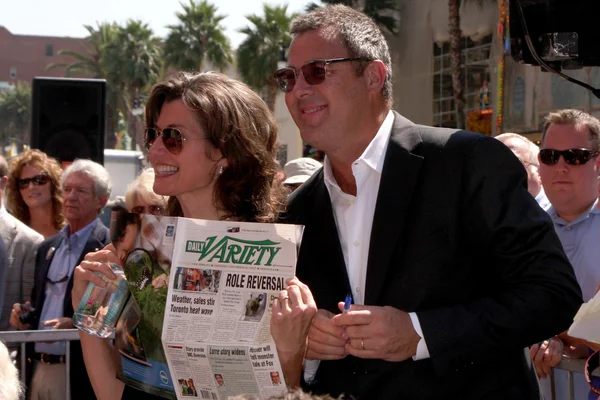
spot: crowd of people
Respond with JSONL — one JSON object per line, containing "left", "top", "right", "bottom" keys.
{"left": 0, "top": 4, "right": 598, "bottom": 400}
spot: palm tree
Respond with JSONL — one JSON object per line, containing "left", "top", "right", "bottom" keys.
{"left": 0, "top": 82, "right": 32, "bottom": 152}
{"left": 164, "top": 0, "right": 233, "bottom": 72}
{"left": 109, "top": 20, "right": 163, "bottom": 149}
{"left": 305, "top": 0, "right": 400, "bottom": 35}
{"left": 449, "top": 0, "right": 465, "bottom": 129}
{"left": 237, "top": 5, "right": 296, "bottom": 112}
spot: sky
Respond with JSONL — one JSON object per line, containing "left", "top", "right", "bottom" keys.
{"left": 2, "top": 0, "right": 320, "bottom": 48}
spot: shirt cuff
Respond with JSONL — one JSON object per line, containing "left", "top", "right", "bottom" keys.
{"left": 303, "top": 359, "right": 320, "bottom": 384}
{"left": 409, "top": 312, "right": 430, "bottom": 360}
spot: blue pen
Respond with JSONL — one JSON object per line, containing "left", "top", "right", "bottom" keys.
{"left": 343, "top": 293, "right": 353, "bottom": 314}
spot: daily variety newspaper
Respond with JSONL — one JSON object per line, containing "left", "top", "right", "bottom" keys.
{"left": 113, "top": 211, "right": 301, "bottom": 400}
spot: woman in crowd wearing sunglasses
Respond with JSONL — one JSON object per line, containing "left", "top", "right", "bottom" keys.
{"left": 6, "top": 149, "right": 66, "bottom": 238}
{"left": 124, "top": 167, "right": 167, "bottom": 216}
{"left": 71, "top": 71, "right": 317, "bottom": 399}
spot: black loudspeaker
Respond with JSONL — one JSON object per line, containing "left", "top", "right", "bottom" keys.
{"left": 510, "top": 0, "right": 600, "bottom": 69}
{"left": 31, "top": 77, "right": 106, "bottom": 165}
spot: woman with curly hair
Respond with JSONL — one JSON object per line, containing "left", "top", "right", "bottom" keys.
{"left": 6, "top": 149, "right": 66, "bottom": 238}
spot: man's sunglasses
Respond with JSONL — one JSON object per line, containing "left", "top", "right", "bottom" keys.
{"left": 539, "top": 148, "right": 600, "bottom": 165}
{"left": 144, "top": 128, "right": 188, "bottom": 155}
{"left": 131, "top": 204, "right": 165, "bottom": 216}
{"left": 274, "top": 57, "right": 362, "bottom": 93}
{"left": 17, "top": 174, "right": 50, "bottom": 190}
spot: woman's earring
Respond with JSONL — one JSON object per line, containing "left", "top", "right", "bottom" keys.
{"left": 218, "top": 166, "right": 224, "bottom": 175}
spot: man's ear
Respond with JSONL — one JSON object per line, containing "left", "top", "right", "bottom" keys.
{"left": 364, "top": 60, "right": 387, "bottom": 94}
{"left": 97, "top": 195, "right": 109, "bottom": 213}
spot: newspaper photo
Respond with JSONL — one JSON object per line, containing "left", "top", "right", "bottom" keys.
{"left": 114, "top": 212, "right": 179, "bottom": 399}
{"left": 111, "top": 211, "right": 301, "bottom": 400}
{"left": 162, "top": 218, "right": 300, "bottom": 400}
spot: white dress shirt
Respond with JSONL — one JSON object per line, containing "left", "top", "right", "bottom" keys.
{"left": 304, "top": 111, "right": 429, "bottom": 382}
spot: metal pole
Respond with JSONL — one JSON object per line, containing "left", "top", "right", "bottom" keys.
{"left": 567, "top": 371, "right": 574, "bottom": 400}
{"left": 550, "top": 370, "right": 556, "bottom": 400}
{"left": 66, "top": 340, "right": 71, "bottom": 400}
{"left": 20, "top": 342, "right": 26, "bottom": 385}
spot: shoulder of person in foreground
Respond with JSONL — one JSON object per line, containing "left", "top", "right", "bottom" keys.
{"left": 414, "top": 130, "right": 582, "bottom": 366}
{"left": 4, "top": 212, "right": 44, "bottom": 246}
{"left": 280, "top": 168, "right": 325, "bottom": 225}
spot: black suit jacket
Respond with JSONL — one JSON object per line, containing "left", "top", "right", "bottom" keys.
{"left": 284, "top": 112, "right": 582, "bottom": 399}
{"left": 29, "top": 220, "right": 110, "bottom": 399}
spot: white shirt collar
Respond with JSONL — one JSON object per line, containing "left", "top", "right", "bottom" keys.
{"left": 324, "top": 110, "right": 395, "bottom": 188}
{"left": 0, "top": 204, "right": 8, "bottom": 218}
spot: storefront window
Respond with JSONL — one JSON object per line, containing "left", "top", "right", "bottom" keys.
{"left": 433, "top": 35, "right": 493, "bottom": 128}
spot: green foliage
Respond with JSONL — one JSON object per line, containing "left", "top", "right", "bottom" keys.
{"left": 0, "top": 82, "right": 32, "bottom": 146}
{"left": 304, "top": 0, "right": 400, "bottom": 34}
{"left": 164, "top": 0, "right": 233, "bottom": 72}
{"left": 45, "top": 21, "right": 162, "bottom": 143}
{"left": 237, "top": 4, "right": 296, "bottom": 111}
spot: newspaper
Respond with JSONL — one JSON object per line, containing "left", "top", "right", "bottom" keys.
{"left": 113, "top": 211, "right": 301, "bottom": 400}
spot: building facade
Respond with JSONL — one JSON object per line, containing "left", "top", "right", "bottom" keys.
{"left": 389, "top": 0, "right": 600, "bottom": 143}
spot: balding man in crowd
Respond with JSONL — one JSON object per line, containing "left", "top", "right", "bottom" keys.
{"left": 496, "top": 133, "right": 550, "bottom": 209}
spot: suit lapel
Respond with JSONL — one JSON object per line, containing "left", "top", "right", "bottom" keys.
{"left": 365, "top": 113, "right": 424, "bottom": 305}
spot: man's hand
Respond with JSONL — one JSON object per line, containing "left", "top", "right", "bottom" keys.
{"left": 530, "top": 337, "right": 563, "bottom": 379}
{"left": 305, "top": 309, "right": 347, "bottom": 361}
{"left": 9, "top": 302, "right": 31, "bottom": 330}
{"left": 332, "top": 304, "right": 420, "bottom": 362}
{"left": 42, "top": 317, "right": 74, "bottom": 330}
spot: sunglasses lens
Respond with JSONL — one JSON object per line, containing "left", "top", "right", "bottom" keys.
{"left": 302, "top": 61, "right": 326, "bottom": 85}
{"left": 539, "top": 149, "right": 558, "bottom": 165}
{"left": 34, "top": 175, "right": 50, "bottom": 185}
{"left": 539, "top": 148, "right": 598, "bottom": 165}
{"left": 144, "top": 128, "right": 159, "bottom": 150}
{"left": 149, "top": 205, "right": 164, "bottom": 216}
{"left": 565, "top": 149, "right": 593, "bottom": 165}
{"left": 162, "top": 128, "right": 183, "bottom": 154}
{"left": 275, "top": 69, "right": 296, "bottom": 93}
{"left": 18, "top": 175, "right": 49, "bottom": 189}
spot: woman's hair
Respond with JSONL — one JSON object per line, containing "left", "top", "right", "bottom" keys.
{"left": 124, "top": 168, "right": 167, "bottom": 211}
{"left": 145, "top": 71, "right": 287, "bottom": 223}
{"left": 0, "top": 341, "right": 23, "bottom": 400}
{"left": 6, "top": 149, "right": 66, "bottom": 229}
{"left": 111, "top": 210, "right": 140, "bottom": 245}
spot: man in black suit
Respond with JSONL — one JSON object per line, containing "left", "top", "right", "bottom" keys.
{"left": 276, "top": 5, "right": 582, "bottom": 399}
{"left": 10, "top": 159, "right": 111, "bottom": 400}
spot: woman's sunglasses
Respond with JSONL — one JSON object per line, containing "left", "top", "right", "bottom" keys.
{"left": 144, "top": 128, "right": 187, "bottom": 155}
{"left": 131, "top": 204, "right": 165, "bottom": 216}
{"left": 539, "top": 148, "right": 600, "bottom": 166}
{"left": 17, "top": 174, "right": 50, "bottom": 190}
{"left": 274, "top": 57, "right": 362, "bottom": 93}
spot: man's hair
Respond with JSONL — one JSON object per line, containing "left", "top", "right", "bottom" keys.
{"left": 5, "top": 149, "right": 66, "bottom": 229}
{"left": 0, "top": 155, "right": 7, "bottom": 177}
{"left": 62, "top": 159, "right": 112, "bottom": 199}
{"left": 290, "top": 4, "right": 393, "bottom": 106}
{"left": 541, "top": 109, "right": 600, "bottom": 152}
{"left": 495, "top": 133, "right": 539, "bottom": 166}
{"left": 145, "top": 71, "right": 287, "bottom": 222}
